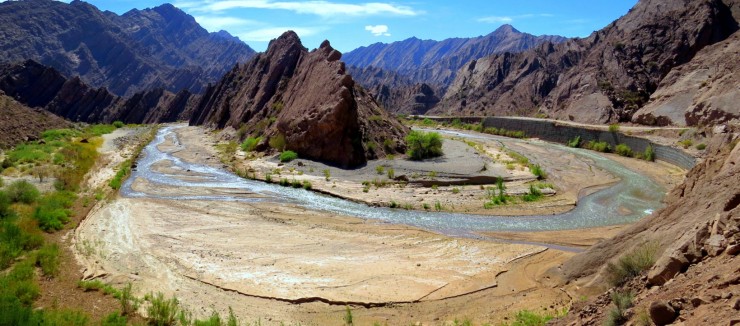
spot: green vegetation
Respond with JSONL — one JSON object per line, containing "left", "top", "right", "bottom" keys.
{"left": 434, "top": 201, "right": 442, "bottom": 211}
{"left": 145, "top": 292, "right": 180, "bottom": 326}
{"left": 608, "top": 124, "right": 620, "bottom": 133}
{"left": 240, "top": 136, "right": 262, "bottom": 152}
{"left": 567, "top": 136, "right": 581, "bottom": 148}
{"left": 279, "top": 150, "right": 298, "bottom": 163}
{"left": 112, "top": 121, "right": 125, "bottom": 128}
{"left": 482, "top": 127, "right": 526, "bottom": 139}
{"left": 452, "top": 187, "right": 460, "bottom": 194}
{"left": 36, "top": 244, "right": 60, "bottom": 278}
{"left": 406, "top": 130, "right": 444, "bottom": 160}
{"left": 503, "top": 309, "right": 557, "bottom": 326}
{"left": 605, "top": 291, "right": 634, "bottom": 326}
{"left": 614, "top": 144, "right": 633, "bottom": 157}
{"left": 695, "top": 143, "right": 706, "bottom": 150}
{"left": 33, "top": 191, "right": 76, "bottom": 232}
{"left": 343, "top": 306, "right": 354, "bottom": 325}
{"left": 386, "top": 167, "right": 395, "bottom": 179}
{"left": 375, "top": 165, "right": 384, "bottom": 175}
{"left": 522, "top": 184, "right": 543, "bottom": 202}
{"left": 269, "top": 133, "right": 287, "bottom": 151}
{"left": 484, "top": 178, "right": 508, "bottom": 208}
{"left": 109, "top": 159, "right": 132, "bottom": 190}
{"left": 643, "top": 145, "right": 655, "bottom": 162}
{"left": 606, "top": 242, "right": 659, "bottom": 286}
{"left": 7, "top": 180, "right": 39, "bottom": 204}
{"left": 323, "top": 169, "right": 331, "bottom": 181}
{"left": 678, "top": 139, "right": 693, "bottom": 149}
{"left": 302, "top": 181, "right": 312, "bottom": 190}
{"left": 529, "top": 164, "right": 547, "bottom": 179}
{"left": 584, "top": 140, "right": 611, "bottom": 152}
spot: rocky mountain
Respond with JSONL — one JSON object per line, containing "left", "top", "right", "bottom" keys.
{"left": 0, "top": 60, "right": 196, "bottom": 124}
{"left": 190, "top": 32, "right": 408, "bottom": 168}
{"left": 435, "top": 0, "right": 740, "bottom": 126}
{"left": 0, "top": 0, "right": 255, "bottom": 97}
{"left": 344, "top": 25, "right": 565, "bottom": 114}
{"left": 551, "top": 126, "right": 739, "bottom": 325}
{"left": 0, "top": 93, "right": 71, "bottom": 148}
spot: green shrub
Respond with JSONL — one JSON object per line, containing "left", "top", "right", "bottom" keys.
{"left": 0, "top": 191, "right": 12, "bottom": 218}
{"left": 279, "top": 150, "right": 298, "bottom": 163}
{"left": 522, "top": 184, "right": 543, "bottom": 202}
{"left": 101, "top": 312, "right": 127, "bottom": 326}
{"left": 241, "top": 137, "right": 261, "bottom": 152}
{"left": 695, "top": 143, "right": 706, "bottom": 150}
{"left": 615, "top": 144, "right": 633, "bottom": 157}
{"left": 484, "top": 178, "right": 508, "bottom": 208}
{"left": 7, "top": 180, "right": 39, "bottom": 204}
{"left": 146, "top": 292, "right": 180, "bottom": 326}
{"left": 36, "top": 244, "right": 60, "bottom": 278}
{"left": 406, "top": 131, "right": 443, "bottom": 160}
{"left": 643, "top": 145, "right": 655, "bottom": 162}
{"left": 608, "top": 124, "right": 620, "bottom": 133}
{"left": 567, "top": 136, "right": 581, "bottom": 148}
{"left": 606, "top": 242, "right": 658, "bottom": 286}
{"left": 505, "top": 309, "right": 555, "bottom": 326}
{"left": 605, "top": 291, "right": 634, "bottom": 326}
{"left": 302, "top": 181, "right": 312, "bottom": 190}
{"left": 33, "top": 191, "right": 76, "bottom": 232}
{"left": 323, "top": 169, "right": 331, "bottom": 181}
{"left": 678, "top": 139, "right": 693, "bottom": 149}
{"left": 434, "top": 201, "right": 442, "bottom": 211}
{"left": 386, "top": 168, "right": 395, "bottom": 179}
{"left": 269, "top": 133, "right": 287, "bottom": 151}
{"left": 343, "top": 306, "right": 353, "bottom": 325}
{"left": 112, "top": 121, "right": 125, "bottom": 128}
{"left": 529, "top": 164, "right": 547, "bottom": 179}
{"left": 109, "top": 160, "right": 132, "bottom": 190}
{"left": 39, "top": 309, "right": 89, "bottom": 326}
{"left": 119, "top": 283, "right": 139, "bottom": 316}
{"left": 585, "top": 140, "right": 611, "bottom": 152}
{"left": 375, "top": 166, "right": 384, "bottom": 175}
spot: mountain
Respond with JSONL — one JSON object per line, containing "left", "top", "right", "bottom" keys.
{"left": 0, "top": 60, "right": 196, "bottom": 124}
{"left": 0, "top": 0, "right": 255, "bottom": 97}
{"left": 190, "top": 32, "right": 408, "bottom": 168}
{"left": 0, "top": 93, "right": 71, "bottom": 148}
{"left": 435, "top": 0, "right": 740, "bottom": 126}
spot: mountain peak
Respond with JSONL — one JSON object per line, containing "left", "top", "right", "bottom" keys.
{"left": 493, "top": 24, "right": 520, "bottom": 34}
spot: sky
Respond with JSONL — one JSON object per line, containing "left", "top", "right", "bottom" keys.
{"left": 61, "top": 0, "right": 638, "bottom": 52}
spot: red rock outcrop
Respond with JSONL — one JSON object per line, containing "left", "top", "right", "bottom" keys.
{"left": 190, "top": 32, "right": 408, "bottom": 168}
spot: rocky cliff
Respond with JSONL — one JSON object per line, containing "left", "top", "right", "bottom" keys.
{"left": 190, "top": 32, "right": 408, "bottom": 168}
{"left": 0, "top": 60, "right": 196, "bottom": 124}
{"left": 435, "top": 0, "right": 739, "bottom": 127}
{"left": 0, "top": 93, "right": 71, "bottom": 148}
{"left": 551, "top": 124, "right": 740, "bottom": 325}
{"left": 0, "top": 0, "right": 255, "bottom": 97}
{"left": 345, "top": 25, "right": 565, "bottom": 114}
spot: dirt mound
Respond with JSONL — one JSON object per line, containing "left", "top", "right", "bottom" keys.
{"left": 190, "top": 31, "right": 408, "bottom": 168}
{"left": 0, "top": 93, "right": 70, "bottom": 148}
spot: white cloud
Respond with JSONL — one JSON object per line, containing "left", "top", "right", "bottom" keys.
{"left": 365, "top": 24, "right": 390, "bottom": 36}
{"left": 477, "top": 13, "right": 553, "bottom": 24}
{"left": 236, "top": 26, "right": 326, "bottom": 42}
{"left": 178, "top": 0, "right": 420, "bottom": 17}
{"left": 194, "top": 16, "right": 263, "bottom": 31}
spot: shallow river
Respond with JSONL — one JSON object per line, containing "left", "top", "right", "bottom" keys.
{"left": 122, "top": 126, "right": 665, "bottom": 237}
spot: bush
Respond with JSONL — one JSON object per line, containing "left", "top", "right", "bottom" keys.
{"left": 606, "top": 242, "right": 658, "bottom": 286}
{"left": 406, "top": 131, "right": 443, "bottom": 160}
{"left": 522, "top": 184, "right": 543, "bottom": 202}
{"left": 101, "top": 312, "right": 128, "bottom": 326}
{"left": 375, "top": 166, "right": 384, "bottom": 175}
{"left": 615, "top": 144, "right": 633, "bottom": 157}
{"left": 120, "top": 283, "right": 139, "bottom": 316}
{"left": 241, "top": 137, "right": 262, "bottom": 152}
{"left": 7, "top": 180, "right": 39, "bottom": 204}
{"left": 33, "top": 191, "right": 76, "bottom": 232}
{"left": 567, "top": 136, "right": 581, "bottom": 148}
{"left": 279, "top": 151, "right": 298, "bottom": 163}
{"left": 605, "top": 291, "right": 634, "bottom": 326}
{"left": 529, "top": 164, "right": 547, "bottom": 179}
{"left": 36, "top": 244, "right": 60, "bottom": 278}
{"left": 146, "top": 292, "right": 180, "bottom": 326}
{"left": 109, "top": 160, "right": 132, "bottom": 190}
{"left": 678, "top": 139, "right": 693, "bottom": 149}
{"left": 484, "top": 178, "right": 508, "bottom": 208}
{"left": 112, "top": 121, "right": 125, "bottom": 128}
{"left": 505, "top": 309, "right": 555, "bottom": 326}
{"left": 0, "top": 191, "right": 12, "bottom": 218}
{"left": 269, "top": 134, "right": 287, "bottom": 151}
{"left": 643, "top": 145, "right": 655, "bottom": 162}
{"left": 608, "top": 124, "right": 620, "bottom": 133}
{"left": 585, "top": 140, "right": 611, "bottom": 152}
{"left": 695, "top": 143, "right": 706, "bottom": 150}
{"left": 386, "top": 168, "right": 395, "bottom": 179}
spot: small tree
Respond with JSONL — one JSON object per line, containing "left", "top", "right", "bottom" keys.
{"left": 406, "top": 131, "right": 443, "bottom": 160}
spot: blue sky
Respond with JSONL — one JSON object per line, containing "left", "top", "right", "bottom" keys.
{"left": 68, "top": 0, "right": 638, "bottom": 52}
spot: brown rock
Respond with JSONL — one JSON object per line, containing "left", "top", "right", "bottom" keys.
{"left": 648, "top": 253, "right": 689, "bottom": 286}
{"left": 727, "top": 244, "right": 740, "bottom": 255}
{"left": 706, "top": 234, "right": 727, "bottom": 256}
{"left": 650, "top": 301, "right": 678, "bottom": 325}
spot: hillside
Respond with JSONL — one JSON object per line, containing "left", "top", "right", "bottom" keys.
{"left": 190, "top": 32, "right": 408, "bottom": 168}
{"left": 0, "top": 93, "right": 71, "bottom": 148}
{"left": 434, "top": 0, "right": 739, "bottom": 126}
{"left": 0, "top": 0, "right": 255, "bottom": 97}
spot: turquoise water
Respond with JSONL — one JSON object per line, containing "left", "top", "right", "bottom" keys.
{"left": 122, "top": 126, "right": 665, "bottom": 237}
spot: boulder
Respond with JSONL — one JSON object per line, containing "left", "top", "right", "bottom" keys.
{"left": 648, "top": 252, "right": 689, "bottom": 286}
{"left": 649, "top": 301, "right": 677, "bottom": 325}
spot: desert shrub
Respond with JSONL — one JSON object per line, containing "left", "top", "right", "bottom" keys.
{"left": 0, "top": 191, "right": 12, "bottom": 218}
{"left": 567, "top": 136, "right": 581, "bottom": 148}
{"left": 605, "top": 291, "right": 634, "bottom": 326}
{"left": 452, "top": 187, "right": 460, "bottom": 194}
{"left": 678, "top": 139, "right": 693, "bottom": 149}
{"left": 33, "top": 191, "right": 76, "bottom": 232}
{"left": 146, "top": 292, "right": 180, "bottom": 326}
{"left": 375, "top": 166, "right": 384, "bottom": 175}
{"left": 109, "top": 159, "right": 132, "bottom": 190}
{"left": 101, "top": 312, "right": 128, "bottom": 326}
{"left": 643, "top": 145, "right": 655, "bottom": 161}
{"left": 608, "top": 124, "right": 620, "bottom": 133}
{"left": 585, "top": 140, "right": 611, "bottom": 152}
{"left": 302, "top": 181, "right": 312, "bottom": 190}
{"left": 484, "top": 177, "right": 508, "bottom": 208}
{"left": 87, "top": 124, "right": 117, "bottom": 136}
{"left": 112, "top": 121, "right": 125, "bottom": 128}
{"left": 39, "top": 309, "right": 89, "bottom": 326}
{"left": 386, "top": 167, "right": 394, "bottom": 179}
{"left": 120, "top": 283, "right": 139, "bottom": 316}
{"left": 323, "top": 169, "right": 331, "bottom": 181}
{"left": 505, "top": 309, "right": 554, "bottom": 326}
{"left": 522, "top": 184, "right": 543, "bottom": 202}
{"left": 529, "top": 164, "right": 547, "bottom": 179}
{"left": 269, "top": 133, "right": 287, "bottom": 151}
{"left": 615, "top": 144, "right": 633, "bottom": 157}
{"left": 7, "top": 180, "right": 39, "bottom": 204}
{"left": 343, "top": 306, "right": 353, "bottom": 325}
{"left": 406, "top": 131, "right": 443, "bottom": 160}
{"left": 695, "top": 143, "right": 706, "bottom": 150}
{"left": 434, "top": 201, "right": 442, "bottom": 211}
{"left": 36, "top": 244, "right": 60, "bottom": 277}
{"left": 606, "top": 242, "right": 658, "bottom": 286}
{"left": 280, "top": 151, "right": 298, "bottom": 163}
{"left": 241, "top": 136, "right": 261, "bottom": 152}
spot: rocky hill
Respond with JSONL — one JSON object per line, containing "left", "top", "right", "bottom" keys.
{"left": 0, "top": 60, "right": 196, "bottom": 124}
{"left": 345, "top": 25, "right": 565, "bottom": 114}
{"left": 550, "top": 125, "right": 739, "bottom": 325}
{"left": 0, "top": 93, "right": 71, "bottom": 148}
{"left": 190, "top": 32, "right": 408, "bottom": 168}
{"left": 0, "top": 0, "right": 255, "bottom": 97}
{"left": 435, "top": 0, "right": 739, "bottom": 126}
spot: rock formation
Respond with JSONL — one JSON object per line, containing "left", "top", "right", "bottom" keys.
{"left": 0, "top": 60, "right": 196, "bottom": 124}
{"left": 344, "top": 25, "right": 565, "bottom": 114}
{"left": 435, "top": 0, "right": 739, "bottom": 126}
{"left": 190, "top": 32, "right": 408, "bottom": 168}
{"left": 0, "top": 93, "right": 71, "bottom": 148}
{"left": 0, "top": 0, "right": 255, "bottom": 97}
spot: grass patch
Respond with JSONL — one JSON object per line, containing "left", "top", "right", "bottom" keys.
{"left": 406, "top": 130, "right": 443, "bottom": 160}
{"left": 584, "top": 140, "right": 611, "bottom": 152}
{"left": 36, "top": 244, "right": 60, "bottom": 278}
{"left": 614, "top": 144, "right": 633, "bottom": 157}
{"left": 522, "top": 184, "right": 543, "bottom": 202}
{"left": 6, "top": 180, "right": 39, "bottom": 204}
{"left": 643, "top": 145, "right": 655, "bottom": 162}
{"left": 484, "top": 178, "right": 509, "bottom": 208}
{"left": 529, "top": 164, "right": 546, "bottom": 179}
{"left": 375, "top": 166, "right": 384, "bottom": 175}
{"left": 606, "top": 242, "right": 659, "bottom": 286}
{"left": 678, "top": 139, "right": 693, "bottom": 149}
{"left": 608, "top": 124, "right": 620, "bottom": 133}
{"left": 279, "top": 150, "right": 298, "bottom": 163}
{"left": 695, "top": 143, "right": 706, "bottom": 150}
{"left": 109, "top": 159, "right": 132, "bottom": 190}
{"left": 269, "top": 133, "right": 287, "bottom": 151}
{"left": 605, "top": 291, "right": 634, "bottom": 326}
{"left": 567, "top": 136, "right": 581, "bottom": 148}
{"left": 241, "top": 136, "right": 261, "bottom": 152}
{"left": 33, "top": 191, "right": 76, "bottom": 232}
